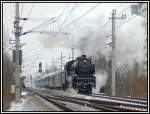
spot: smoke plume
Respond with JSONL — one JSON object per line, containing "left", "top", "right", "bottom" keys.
{"left": 38, "top": 7, "right": 146, "bottom": 91}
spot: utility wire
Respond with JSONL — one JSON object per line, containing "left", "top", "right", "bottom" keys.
{"left": 36, "top": 3, "right": 70, "bottom": 33}
{"left": 38, "top": 3, "right": 81, "bottom": 34}
{"left": 57, "top": 3, "right": 70, "bottom": 20}
{"left": 54, "top": 3, "right": 101, "bottom": 38}
{"left": 63, "top": 4, "right": 101, "bottom": 30}
{"left": 116, "top": 5, "right": 131, "bottom": 17}
{"left": 22, "top": 3, "right": 83, "bottom": 36}
{"left": 21, "top": 4, "right": 84, "bottom": 67}
{"left": 59, "top": 3, "right": 83, "bottom": 30}
{"left": 59, "top": 3, "right": 77, "bottom": 29}
{"left": 26, "top": 19, "right": 55, "bottom": 32}
{"left": 22, "top": 3, "right": 35, "bottom": 27}
{"left": 21, "top": 18, "right": 56, "bottom": 35}
{"left": 21, "top": 3, "right": 70, "bottom": 35}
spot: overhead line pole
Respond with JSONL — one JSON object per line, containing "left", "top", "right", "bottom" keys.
{"left": 71, "top": 48, "right": 75, "bottom": 60}
{"left": 60, "top": 52, "right": 63, "bottom": 87}
{"left": 14, "top": 3, "right": 21, "bottom": 102}
{"left": 111, "top": 10, "right": 116, "bottom": 96}
{"left": 109, "top": 9, "right": 126, "bottom": 96}
{"left": 60, "top": 52, "right": 63, "bottom": 69}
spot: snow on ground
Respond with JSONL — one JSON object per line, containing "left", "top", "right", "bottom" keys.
{"left": 8, "top": 98, "right": 26, "bottom": 111}
{"left": 58, "top": 100, "right": 99, "bottom": 111}
{"left": 8, "top": 91, "right": 60, "bottom": 111}
{"left": 7, "top": 89, "right": 98, "bottom": 112}
{"left": 21, "top": 91, "right": 27, "bottom": 96}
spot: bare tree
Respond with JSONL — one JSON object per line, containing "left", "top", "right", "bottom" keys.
{"left": 3, "top": 26, "right": 10, "bottom": 52}
{"left": 2, "top": 26, "right": 16, "bottom": 110}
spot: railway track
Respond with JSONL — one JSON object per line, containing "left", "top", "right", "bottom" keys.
{"left": 91, "top": 93, "right": 147, "bottom": 103}
{"left": 27, "top": 88, "right": 148, "bottom": 112}
{"left": 88, "top": 93, "right": 147, "bottom": 110}
{"left": 43, "top": 88, "right": 147, "bottom": 111}
{"left": 39, "top": 95, "right": 76, "bottom": 111}
{"left": 28, "top": 88, "right": 118, "bottom": 111}
{"left": 71, "top": 96, "right": 147, "bottom": 111}
{"left": 27, "top": 88, "right": 76, "bottom": 111}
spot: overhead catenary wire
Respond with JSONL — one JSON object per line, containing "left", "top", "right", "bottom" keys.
{"left": 116, "top": 5, "right": 131, "bottom": 17}
{"left": 57, "top": 3, "right": 84, "bottom": 20}
{"left": 21, "top": 4, "right": 129, "bottom": 56}
{"left": 27, "top": 4, "right": 99, "bottom": 56}
{"left": 21, "top": 4, "right": 72, "bottom": 67}
{"left": 21, "top": 3, "right": 84, "bottom": 37}
{"left": 62, "top": 4, "right": 101, "bottom": 30}
{"left": 23, "top": 3, "right": 83, "bottom": 41}
{"left": 53, "top": 3, "right": 101, "bottom": 38}
{"left": 22, "top": 18, "right": 56, "bottom": 34}
{"left": 22, "top": 4, "right": 100, "bottom": 74}
{"left": 56, "top": 3, "right": 70, "bottom": 20}
{"left": 21, "top": 20, "right": 60, "bottom": 36}
{"left": 58, "top": 3, "right": 84, "bottom": 30}
{"left": 33, "top": 3, "right": 71, "bottom": 32}
{"left": 36, "top": 3, "right": 83, "bottom": 34}
{"left": 21, "top": 3, "right": 71, "bottom": 35}
{"left": 33, "top": 4, "right": 70, "bottom": 33}
{"left": 29, "top": 4, "right": 101, "bottom": 63}
{"left": 21, "top": 4, "right": 70, "bottom": 75}
{"left": 59, "top": 3, "right": 77, "bottom": 30}
{"left": 22, "top": 3, "right": 35, "bottom": 28}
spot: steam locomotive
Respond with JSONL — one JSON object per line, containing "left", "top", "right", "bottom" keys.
{"left": 65, "top": 55, "right": 96, "bottom": 93}
{"left": 35, "top": 55, "right": 96, "bottom": 94}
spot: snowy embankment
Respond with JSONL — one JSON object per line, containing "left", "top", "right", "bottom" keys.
{"left": 7, "top": 98, "right": 27, "bottom": 111}
{"left": 7, "top": 91, "right": 59, "bottom": 111}
{"left": 7, "top": 92, "right": 28, "bottom": 111}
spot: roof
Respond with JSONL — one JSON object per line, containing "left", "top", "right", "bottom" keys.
{"left": 37, "top": 70, "right": 64, "bottom": 81}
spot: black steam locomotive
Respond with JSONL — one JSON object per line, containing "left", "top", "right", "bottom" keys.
{"left": 65, "top": 55, "right": 96, "bottom": 94}
{"left": 35, "top": 55, "right": 96, "bottom": 94}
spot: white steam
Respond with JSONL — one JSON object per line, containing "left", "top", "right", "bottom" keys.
{"left": 116, "top": 16, "right": 145, "bottom": 65}
{"left": 38, "top": 4, "right": 146, "bottom": 92}
{"left": 93, "top": 70, "right": 108, "bottom": 93}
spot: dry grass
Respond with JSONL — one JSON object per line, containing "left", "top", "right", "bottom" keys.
{"left": 116, "top": 71, "right": 147, "bottom": 99}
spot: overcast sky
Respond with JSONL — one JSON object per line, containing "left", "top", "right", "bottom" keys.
{"left": 3, "top": 2, "right": 145, "bottom": 77}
